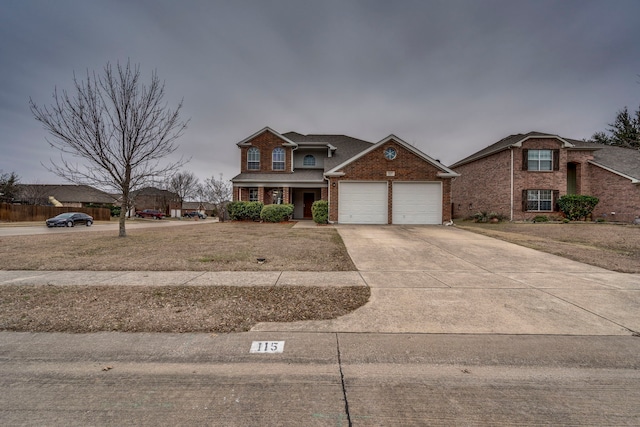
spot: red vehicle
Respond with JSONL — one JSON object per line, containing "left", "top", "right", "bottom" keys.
{"left": 135, "top": 209, "right": 165, "bottom": 219}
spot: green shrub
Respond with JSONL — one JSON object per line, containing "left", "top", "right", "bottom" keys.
{"left": 260, "top": 204, "right": 294, "bottom": 222}
{"left": 557, "top": 195, "right": 599, "bottom": 221}
{"left": 227, "top": 201, "right": 264, "bottom": 221}
{"left": 311, "top": 200, "right": 329, "bottom": 224}
{"left": 533, "top": 215, "right": 549, "bottom": 222}
{"left": 471, "top": 211, "right": 488, "bottom": 222}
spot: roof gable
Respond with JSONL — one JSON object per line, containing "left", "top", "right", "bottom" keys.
{"left": 237, "top": 127, "right": 297, "bottom": 147}
{"left": 325, "top": 134, "right": 459, "bottom": 177}
{"left": 450, "top": 132, "right": 579, "bottom": 168}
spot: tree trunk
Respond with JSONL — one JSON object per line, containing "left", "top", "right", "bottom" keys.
{"left": 119, "top": 200, "right": 127, "bottom": 237}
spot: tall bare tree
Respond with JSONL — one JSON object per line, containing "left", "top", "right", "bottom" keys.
{"left": 30, "top": 60, "right": 188, "bottom": 236}
{"left": 165, "top": 171, "right": 199, "bottom": 205}
{"left": 200, "top": 174, "right": 232, "bottom": 221}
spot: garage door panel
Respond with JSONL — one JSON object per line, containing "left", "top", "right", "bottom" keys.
{"left": 393, "top": 182, "right": 442, "bottom": 224}
{"left": 339, "top": 182, "right": 387, "bottom": 224}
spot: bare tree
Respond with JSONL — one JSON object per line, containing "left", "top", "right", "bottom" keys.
{"left": 165, "top": 171, "right": 199, "bottom": 205}
{"left": 200, "top": 174, "right": 232, "bottom": 221}
{"left": 16, "top": 182, "right": 50, "bottom": 205}
{"left": 29, "top": 60, "right": 188, "bottom": 236}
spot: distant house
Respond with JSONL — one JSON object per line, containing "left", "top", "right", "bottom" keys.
{"left": 182, "top": 201, "right": 216, "bottom": 216}
{"left": 449, "top": 131, "right": 640, "bottom": 222}
{"left": 231, "top": 127, "right": 459, "bottom": 224}
{"left": 16, "top": 184, "right": 117, "bottom": 208}
{"left": 130, "top": 187, "right": 181, "bottom": 217}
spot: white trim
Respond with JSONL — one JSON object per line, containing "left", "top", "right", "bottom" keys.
{"left": 236, "top": 127, "right": 298, "bottom": 147}
{"left": 325, "top": 134, "right": 459, "bottom": 177}
{"left": 512, "top": 135, "right": 574, "bottom": 148}
{"left": 588, "top": 160, "right": 640, "bottom": 184}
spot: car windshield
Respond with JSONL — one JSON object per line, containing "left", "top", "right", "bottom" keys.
{"left": 55, "top": 213, "right": 73, "bottom": 219}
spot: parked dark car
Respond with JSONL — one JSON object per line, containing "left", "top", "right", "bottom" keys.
{"left": 46, "top": 212, "right": 94, "bottom": 227}
{"left": 183, "top": 211, "right": 207, "bottom": 219}
{"left": 135, "top": 209, "right": 165, "bottom": 219}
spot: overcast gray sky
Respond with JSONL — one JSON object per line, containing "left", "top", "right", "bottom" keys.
{"left": 2, "top": 0, "right": 640, "bottom": 186}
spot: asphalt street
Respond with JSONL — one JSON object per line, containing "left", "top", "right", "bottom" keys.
{"left": 1, "top": 224, "right": 639, "bottom": 426}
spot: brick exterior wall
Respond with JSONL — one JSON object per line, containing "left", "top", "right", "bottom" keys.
{"left": 239, "top": 130, "right": 293, "bottom": 174}
{"left": 451, "top": 136, "right": 640, "bottom": 222}
{"left": 589, "top": 165, "right": 640, "bottom": 222}
{"left": 328, "top": 139, "right": 453, "bottom": 223}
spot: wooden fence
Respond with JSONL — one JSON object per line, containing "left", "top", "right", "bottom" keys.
{"left": 0, "top": 204, "right": 111, "bottom": 222}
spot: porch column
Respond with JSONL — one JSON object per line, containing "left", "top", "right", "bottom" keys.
{"left": 258, "top": 187, "right": 265, "bottom": 204}
{"left": 283, "top": 187, "right": 291, "bottom": 204}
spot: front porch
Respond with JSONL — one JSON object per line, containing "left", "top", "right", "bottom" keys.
{"left": 234, "top": 185, "right": 327, "bottom": 220}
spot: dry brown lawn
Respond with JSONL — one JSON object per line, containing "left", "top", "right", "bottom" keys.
{"left": 0, "top": 222, "right": 366, "bottom": 333}
{"left": 457, "top": 221, "right": 640, "bottom": 273}
{"left": 0, "top": 222, "right": 356, "bottom": 271}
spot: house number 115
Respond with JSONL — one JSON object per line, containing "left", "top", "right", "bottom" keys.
{"left": 250, "top": 341, "right": 285, "bottom": 353}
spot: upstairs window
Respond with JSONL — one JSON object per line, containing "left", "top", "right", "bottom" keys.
{"left": 523, "top": 149, "right": 559, "bottom": 171}
{"left": 247, "top": 147, "right": 260, "bottom": 170}
{"left": 303, "top": 155, "right": 316, "bottom": 166}
{"left": 272, "top": 147, "right": 285, "bottom": 170}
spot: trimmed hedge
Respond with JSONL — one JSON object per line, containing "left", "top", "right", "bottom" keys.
{"left": 557, "top": 195, "right": 599, "bottom": 221}
{"left": 227, "top": 201, "right": 264, "bottom": 221}
{"left": 260, "top": 204, "right": 294, "bottom": 222}
{"left": 312, "top": 200, "right": 328, "bottom": 224}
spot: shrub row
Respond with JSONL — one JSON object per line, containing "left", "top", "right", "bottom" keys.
{"left": 227, "top": 201, "right": 294, "bottom": 222}
{"left": 557, "top": 195, "right": 599, "bottom": 221}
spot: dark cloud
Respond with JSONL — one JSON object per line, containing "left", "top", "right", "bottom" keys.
{"left": 2, "top": 0, "right": 639, "bottom": 186}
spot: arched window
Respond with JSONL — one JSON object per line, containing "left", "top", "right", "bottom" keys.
{"left": 272, "top": 147, "right": 285, "bottom": 170}
{"left": 303, "top": 155, "right": 316, "bottom": 166}
{"left": 247, "top": 147, "right": 260, "bottom": 170}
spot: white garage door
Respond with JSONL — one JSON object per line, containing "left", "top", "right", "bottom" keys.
{"left": 338, "top": 182, "right": 387, "bottom": 224}
{"left": 392, "top": 182, "right": 442, "bottom": 224}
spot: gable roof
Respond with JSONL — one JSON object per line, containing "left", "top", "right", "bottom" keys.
{"left": 16, "top": 184, "right": 117, "bottom": 204}
{"left": 236, "top": 126, "right": 297, "bottom": 147}
{"left": 325, "top": 134, "right": 459, "bottom": 177}
{"left": 449, "top": 131, "right": 640, "bottom": 183}
{"left": 449, "top": 131, "right": 583, "bottom": 168}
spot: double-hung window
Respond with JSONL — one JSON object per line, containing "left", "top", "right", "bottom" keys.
{"left": 247, "top": 147, "right": 260, "bottom": 170}
{"left": 524, "top": 149, "right": 559, "bottom": 171}
{"left": 528, "top": 150, "right": 553, "bottom": 171}
{"left": 249, "top": 188, "right": 258, "bottom": 202}
{"left": 272, "top": 148, "right": 285, "bottom": 170}
{"left": 527, "top": 189, "right": 553, "bottom": 211}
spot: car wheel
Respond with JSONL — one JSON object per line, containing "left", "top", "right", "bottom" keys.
{"left": 86, "top": 220, "right": 93, "bottom": 226}
{"left": 66, "top": 221, "right": 74, "bottom": 227}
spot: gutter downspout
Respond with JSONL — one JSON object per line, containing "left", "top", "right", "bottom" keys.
{"left": 324, "top": 174, "right": 333, "bottom": 223}
{"left": 510, "top": 147, "right": 514, "bottom": 221}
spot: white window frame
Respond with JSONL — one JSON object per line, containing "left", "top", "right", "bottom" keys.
{"left": 303, "top": 154, "right": 316, "bottom": 166}
{"left": 247, "top": 147, "right": 260, "bottom": 170}
{"left": 272, "top": 147, "right": 285, "bottom": 171}
{"left": 527, "top": 189, "right": 552, "bottom": 211}
{"left": 528, "top": 150, "right": 553, "bottom": 171}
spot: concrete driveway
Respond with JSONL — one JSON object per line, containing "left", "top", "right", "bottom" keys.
{"left": 254, "top": 225, "right": 640, "bottom": 335}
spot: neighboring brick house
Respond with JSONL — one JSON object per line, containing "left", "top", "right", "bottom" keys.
{"left": 449, "top": 131, "right": 640, "bottom": 222}
{"left": 130, "top": 187, "right": 181, "bottom": 217}
{"left": 231, "top": 127, "right": 459, "bottom": 224}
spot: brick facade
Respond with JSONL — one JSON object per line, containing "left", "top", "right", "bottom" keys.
{"left": 239, "top": 130, "right": 293, "bottom": 174}
{"left": 328, "top": 139, "right": 453, "bottom": 223}
{"left": 451, "top": 134, "right": 640, "bottom": 222}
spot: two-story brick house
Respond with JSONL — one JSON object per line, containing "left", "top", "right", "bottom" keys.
{"left": 231, "top": 127, "right": 459, "bottom": 224}
{"left": 450, "top": 131, "right": 640, "bottom": 222}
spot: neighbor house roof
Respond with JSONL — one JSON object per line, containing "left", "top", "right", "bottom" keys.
{"left": 449, "top": 131, "right": 640, "bottom": 184}
{"left": 17, "top": 184, "right": 117, "bottom": 204}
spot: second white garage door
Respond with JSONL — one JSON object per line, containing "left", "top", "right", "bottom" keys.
{"left": 392, "top": 182, "right": 442, "bottom": 224}
{"left": 338, "top": 182, "right": 387, "bottom": 224}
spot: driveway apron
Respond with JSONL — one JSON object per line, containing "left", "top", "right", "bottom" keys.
{"left": 253, "top": 225, "right": 640, "bottom": 335}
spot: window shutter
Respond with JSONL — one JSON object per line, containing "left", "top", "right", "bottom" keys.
{"left": 553, "top": 150, "right": 560, "bottom": 171}
{"left": 522, "top": 189, "right": 528, "bottom": 211}
{"left": 522, "top": 150, "right": 528, "bottom": 171}
{"left": 553, "top": 190, "right": 560, "bottom": 211}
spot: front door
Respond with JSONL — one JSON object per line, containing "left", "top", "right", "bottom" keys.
{"left": 303, "top": 193, "right": 315, "bottom": 218}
